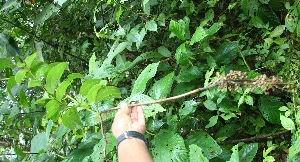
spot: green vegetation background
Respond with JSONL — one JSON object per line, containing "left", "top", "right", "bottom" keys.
{"left": 1, "top": 0, "right": 300, "bottom": 161}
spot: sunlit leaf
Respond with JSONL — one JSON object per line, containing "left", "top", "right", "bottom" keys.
{"left": 28, "top": 80, "right": 42, "bottom": 88}
{"left": 189, "top": 144, "right": 209, "bottom": 162}
{"left": 169, "top": 20, "right": 185, "bottom": 40}
{"left": 146, "top": 19, "right": 157, "bottom": 31}
{"left": 270, "top": 25, "right": 285, "bottom": 38}
{"left": 149, "top": 72, "right": 174, "bottom": 100}
{"left": 131, "top": 62, "right": 159, "bottom": 95}
{"left": 46, "top": 99, "right": 60, "bottom": 119}
{"left": 205, "top": 115, "right": 218, "bottom": 128}
{"left": 45, "top": 62, "right": 68, "bottom": 94}
{"left": 190, "top": 26, "right": 208, "bottom": 45}
{"left": 30, "top": 132, "right": 48, "bottom": 153}
{"left": 227, "top": 144, "right": 239, "bottom": 162}
{"left": 62, "top": 108, "right": 83, "bottom": 130}
{"left": 15, "top": 69, "right": 28, "bottom": 85}
{"left": 204, "top": 99, "right": 217, "bottom": 111}
{"left": 96, "top": 86, "right": 121, "bottom": 101}
{"left": 280, "top": 115, "right": 295, "bottom": 130}
{"left": 25, "top": 53, "right": 40, "bottom": 69}
{"left": 150, "top": 129, "right": 188, "bottom": 162}
{"left": 79, "top": 79, "right": 106, "bottom": 96}
{"left": 0, "top": 58, "right": 13, "bottom": 71}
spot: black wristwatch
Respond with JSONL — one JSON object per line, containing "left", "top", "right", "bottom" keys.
{"left": 116, "top": 131, "right": 148, "bottom": 150}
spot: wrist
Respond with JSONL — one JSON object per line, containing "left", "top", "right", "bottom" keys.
{"left": 116, "top": 131, "right": 148, "bottom": 150}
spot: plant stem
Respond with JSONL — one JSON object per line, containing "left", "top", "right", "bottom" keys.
{"left": 101, "top": 80, "right": 224, "bottom": 113}
{"left": 219, "top": 130, "right": 291, "bottom": 144}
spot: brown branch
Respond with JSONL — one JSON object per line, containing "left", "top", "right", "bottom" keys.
{"left": 100, "top": 80, "right": 224, "bottom": 113}
{"left": 219, "top": 130, "right": 291, "bottom": 144}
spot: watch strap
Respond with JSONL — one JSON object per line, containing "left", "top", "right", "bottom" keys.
{"left": 116, "top": 131, "right": 148, "bottom": 150}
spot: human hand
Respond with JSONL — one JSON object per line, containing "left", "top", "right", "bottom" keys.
{"left": 112, "top": 103, "right": 146, "bottom": 138}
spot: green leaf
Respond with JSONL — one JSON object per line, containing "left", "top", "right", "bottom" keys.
{"left": 20, "top": 90, "right": 29, "bottom": 108}
{"left": 62, "top": 108, "right": 83, "bottom": 130}
{"left": 142, "top": 0, "right": 152, "bottom": 14}
{"left": 149, "top": 72, "right": 174, "bottom": 100}
{"left": 0, "top": 58, "right": 13, "bottom": 71}
{"left": 157, "top": 46, "right": 171, "bottom": 57}
{"left": 45, "top": 62, "right": 68, "bottom": 94}
{"left": 0, "top": 33, "right": 22, "bottom": 57}
{"left": 1, "top": 0, "right": 17, "bottom": 11}
{"left": 53, "top": 0, "right": 67, "bottom": 6}
{"left": 259, "top": 96, "right": 283, "bottom": 124}
{"left": 169, "top": 20, "right": 185, "bottom": 40}
{"left": 126, "top": 94, "right": 165, "bottom": 118}
{"left": 245, "top": 95, "right": 254, "bottom": 106}
{"left": 145, "top": 19, "right": 157, "bottom": 31}
{"left": 80, "top": 79, "right": 106, "bottom": 96}
{"left": 25, "top": 53, "right": 40, "bottom": 69}
{"left": 46, "top": 99, "right": 60, "bottom": 119}
{"left": 91, "top": 138, "right": 105, "bottom": 162}
{"left": 239, "top": 143, "right": 258, "bottom": 162}
{"left": 238, "top": 95, "right": 245, "bottom": 107}
{"left": 157, "top": 13, "right": 165, "bottom": 26}
{"left": 285, "top": 11, "right": 297, "bottom": 32}
{"left": 175, "top": 43, "right": 194, "bottom": 64}
{"left": 270, "top": 25, "right": 285, "bottom": 38}
{"left": 150, "top": 129, "right": 188, "bottom": 162}
{"left": 96, "top": 86, "right": 121, "bottom": 101}
{"left": 176, "top": 65, "right": 203, "bottom": 83}
{"left": 205, "top": 115, "right": 218, "bottom": 128}
{"left": 30, "top": 132, "right": 48, "bottom": 153}
{"left": 10, "top": 105, "right": 19, "bottom": 117}
{"left": 15, "top": 69, "right": 28, "bottom": 85}
{"left": 227, "top": 144, "right": 239, "bottom": 162}
{"left": 190, "top": 26, "right": 208, "bottom": 45}
{"left": 126, "top": 26, "right": 146, "bottom": 49}
{"left": 131, "top": 62, "right": 159, "bottom": 95}
{"left": 280, "top": 115, "right": 295, "bottom": 130}
{"left": 179, "top": 100, "right": 198, "bottom": 117}
{"left": 189, "top": 144, "right": 209, "bottom": 162}
{"left": 56, "top": 73, "right": 83, "bottom": 101}
{"left": 288, "top": 137, "right": 300, "bottom": 158}
{"left": 206, "top": 22, "right": 223, "bottom": 35}
{"left": 28, "top": 80, "right": 42, "bottom": 88}
{"left": 214, "top": 42, "right": 238, "bottom": 65}
{"left": 13, "top": 146, "right": 26, "bottom": 158}
{"left": 187, "top": 130, "right": 222, "bottom": 159}
{"left": 87, "top": 84, "right": 104, "bottom": 103}
{"left": 116, "top": 6, "right": 123, "bottom": 23}
{"left": 204, "top": 99, "right": 217, "bottom": 111}
{"left": 216, "top": 124, "right": 239, "bottom": 140}
{"left": 297, "top": 20, "right": 300, "bottom": 37}
{"left": 34, "top": 4, "right": 59, "bottom": 26}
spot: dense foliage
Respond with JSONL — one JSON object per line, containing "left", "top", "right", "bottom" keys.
{"left": 1, "top": 0, "right": 300, "bottom": 161}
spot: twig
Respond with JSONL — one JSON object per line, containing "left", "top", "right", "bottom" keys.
{"left": 219, "top": 130, "right": 291, "bottom": 144}
{"left": 100, "top": 80, "right": 224, "bottom": 113}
